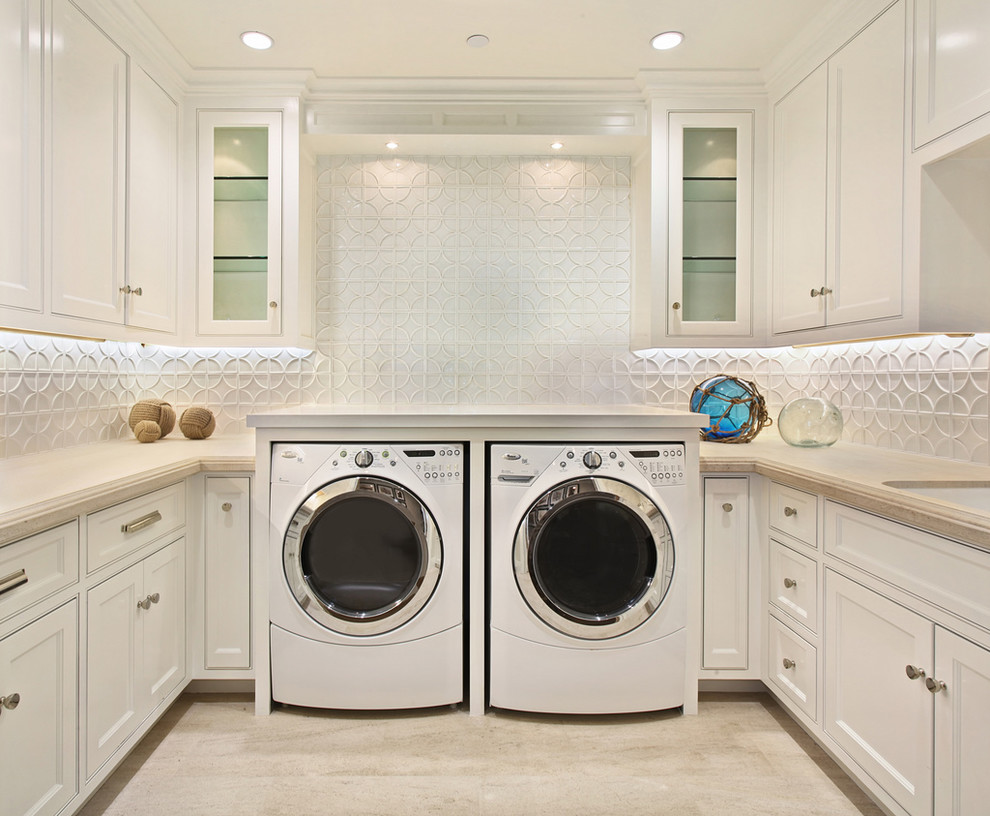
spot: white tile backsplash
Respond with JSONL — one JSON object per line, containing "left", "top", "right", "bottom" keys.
{"left": 1, "top": 154, "right": 988, "bottom": 464}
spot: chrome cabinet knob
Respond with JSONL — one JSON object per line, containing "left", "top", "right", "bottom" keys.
{"left": 905, "top": 665, "right": 926, "bottom": 680}
{"left": 0, "top": 693, "right": 20, "bottom": 714}
{"left": 672, "top": 301, "right": 681, "bottom": 311}
{"left": 221, "top": 502, "right": 233, "bottom": 512}
{"left": 926, "top": 676, "right": 946, "bottom": 694}
{"left": 783, "top": 577, "right": 797, "bottom": 589}
{"left": 782, "top": 658, "right": 796, "bottom": 670}
{"left": 783, "top": 506, "right": 798, "bottom": 517}
{"left": 721, "top": 503, "right": 733, "bottom": 513}
{"left": 137, "top": 593, "right": 160, "bottom": 611}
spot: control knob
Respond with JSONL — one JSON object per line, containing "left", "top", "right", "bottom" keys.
{"left": 583, "top": 451, "right": 603, "bottom": 470}
{"left": 355, "top": 449, "right": 374, "bottom": 468}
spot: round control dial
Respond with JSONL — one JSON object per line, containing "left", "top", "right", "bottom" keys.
{"left": 355, "top": 449, "right": 374, "bottom": 468}
{"left": 583, "top": 451, "right": 603, "bottom": 470}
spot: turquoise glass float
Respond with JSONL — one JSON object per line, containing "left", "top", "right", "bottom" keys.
{"left": 689, "top": 375, "right": 770, "bottom": 443}
{"left": 777, "top": 397, "right": 843, "bottom": 447}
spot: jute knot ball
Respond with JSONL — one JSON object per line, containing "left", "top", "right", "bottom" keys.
{"left": 133, "top": 420, "right": 162, "bottom": 443}
{"left": 179, "top": 406, "right": 216, "bottom": 439}
{"left": 128, "top": 399, "right": 176, "bottom": 437}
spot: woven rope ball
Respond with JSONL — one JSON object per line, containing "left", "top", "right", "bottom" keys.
{"left": 179, "top": 406, "right": 216, "bottom": 439}
{"left": 128, "top": 399, "right": 176, "bottom": 437}
{"left": 133, "top": 420, "right": 162, "bottom": 443}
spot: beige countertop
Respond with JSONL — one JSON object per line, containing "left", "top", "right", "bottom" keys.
{"left": 1, "top": 429, "right": 989, "bottom": 552}
{"left": 701, "top": 435, "right": 990, "bottom": 550}
{"left": 0, "top": 434, "right": 255, "bottom": 546}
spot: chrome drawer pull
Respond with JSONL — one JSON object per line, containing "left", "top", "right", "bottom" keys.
{"left": 121, "top": 510, "right": 162, "bottom": 534}
{"left": 0, "top": 568, "right": 28, "bottom": 597}
{"left": 905, "top": 664, "right": 926, "bottom": 680}
{"left": 782, "top": 658, "right": 796, "bottom": 670}
{"left": 783, "top": 506, "right": 798, "bottom": 517}
{"left": 925, "top": 676, "right": 946, "bottom": 694}
{"left": 783, "top": 577, "right": 797, "bottom": 589}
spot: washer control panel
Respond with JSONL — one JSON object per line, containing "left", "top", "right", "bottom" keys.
{"left": 272, "top": 443, "right": 463, "bottom": 485}
{"left": 491, "top": 443, "right": 686, "bottom": 486}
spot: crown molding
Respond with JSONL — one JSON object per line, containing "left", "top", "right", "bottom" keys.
{"left": 636, "top": 69, "right": 768, "bottom": 98}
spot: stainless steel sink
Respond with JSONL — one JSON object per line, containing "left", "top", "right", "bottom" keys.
{"left": 883, "top": 481, "right": 990, "bottom": 514}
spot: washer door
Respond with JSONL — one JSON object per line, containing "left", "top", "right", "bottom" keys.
{"left": 284, "top": 476, "right": 442, "bottom": 636}
{"left": 513, "top": 477, "right": 674, "bottom": 640}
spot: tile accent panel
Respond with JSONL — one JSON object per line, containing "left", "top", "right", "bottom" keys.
{"left": 0, "top": 154, "right": 987, "bottom": 464}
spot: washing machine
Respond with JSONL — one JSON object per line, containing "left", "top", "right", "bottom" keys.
{"left": 489, "top": 443, "right": 691, "bottom": 714}
{"left": 269, "top": 442, "right": 464, "bottom": 709}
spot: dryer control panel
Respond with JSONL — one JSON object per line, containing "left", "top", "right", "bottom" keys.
{"left": 491, "top": 443, "right": 686, "bottom": 486}
{"left": 272, "top": 443, "right": 463, "bottom": 486}
{"left": 624, "top": 445, "right": 686, "bottom": 485}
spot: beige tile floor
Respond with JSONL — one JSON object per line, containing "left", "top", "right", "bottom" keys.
{"left": 78, "top": 693, "right": 883, "bottom": 816}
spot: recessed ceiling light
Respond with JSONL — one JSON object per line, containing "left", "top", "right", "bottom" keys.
{"left": 650, "top": 31, "right": 684, "bottom": 51}
{"left": 466, "top": 34, "right": 490, "bottom": 48}
{"left": 241, "top": 31, "right": 273, "bottom": 50}
{"left": 550, "top": 141, "right": 564, "bottom": 151}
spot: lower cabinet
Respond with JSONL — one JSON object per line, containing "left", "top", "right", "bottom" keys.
{"left": 202, "top": 476, "right": 251, "bottom": 672}
{"left": 701, "top": 477, "right": 751, "bottom": 671}
{"left": 760, "top": 483, "right": 990, "bottom": 816}
{"left": 86, "top": 538, "right": 185, "bottom": 778}
{"left": 824, "top": 570, "right": 934, "bottom": 816}
{"left": 0, "top": 601, "right": 78, "bottom": 816}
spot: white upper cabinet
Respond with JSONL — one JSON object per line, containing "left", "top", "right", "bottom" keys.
{"left": 772, "top": 0, "right": 907, "bottom": 339}
{"left": 668, "top": 112, "right": 754, "bottom": 338}
{"left": 0, "top": 0, "right": 42, "bottom": 313}
{"left": 197, "top": 110, "right": 282, "bottom": 337}
{"left": 914, "top": 0, "right": 990, "bottom": 148}
{"left": 33, "top": 0, "right": 179, "bottom": 340}
{"left": 49, "top": 0, "right": 127, "bottom": 325}
{"left": 191, "top": 105, "right": 313, "bottom": 347}
{"left": 126, "top": 66, "right": 177, "bottom": 333}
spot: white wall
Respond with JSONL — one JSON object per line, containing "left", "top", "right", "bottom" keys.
{"left": 0, "top": 154, "right": 987, "bottom": 464}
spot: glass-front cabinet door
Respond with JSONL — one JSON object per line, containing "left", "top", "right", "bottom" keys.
{"left": 197, "top": 110, "right": 282, "bottom": 335}
{"left": 667, "top": 111, "right": 752, "bottom": 337}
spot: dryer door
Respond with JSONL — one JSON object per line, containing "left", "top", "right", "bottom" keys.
{"left": 284, "top": 476, "right": 442, "bottom": 636}
{"left": 513, "top": 477, "right": 674, "bottom": 640}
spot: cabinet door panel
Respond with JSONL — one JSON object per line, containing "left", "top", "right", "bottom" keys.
{"left": 126, "top": 66, "right": 176, "bottom": 333}
{"left": 702, "top": 477, "right": 749, "bottom": 669}
{"left": 0, "top": 601, "right": 78, "bottom": 816}
{"left": 86, "top": 562, "right": 141, "bottom": 778}
{"left": 825, "top": 570, "right": 933, "bottom": 816}
{"left": 0, "top": 0, "right": 42, "bottom": 311}
{"left": 826, "top": 1, "right": 906, "bottom": 326}
{"left": 141, "top": 540, "right": 185, "bottom": 709}
{"left": 205, "top": 477, "right": 251, "bottom": 670}
{"left": 915, "top": 0, "right": 990, "bottom": 147}
{"left": 50, "top": 0, "right": 126, "bottom": 324}
{"left": 934, "top": 628, "right": 990, "bottom": 816}
{"left": 772, "top": 64, "right": 828, "bottom": 334}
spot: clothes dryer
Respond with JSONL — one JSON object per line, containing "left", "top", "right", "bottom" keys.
{"left": 269, "top": 443, "right": 463, "bottom": 709}
{"left": 489, "top": 443, "right": 691, "bottom": 714}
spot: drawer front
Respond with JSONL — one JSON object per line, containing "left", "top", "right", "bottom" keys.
{"left": 769, "top": 482, "right": 818, "bottom": 548}
{"left": 767, "top": 612, "right": 818, "bottom": 721}
{"left": 825, "top": 501, "right": 990, "bottom": 631}
{"left": 0, "top": 521, "right": 79, "bottom": 622}
{"left": 87, "top": 483, "right": 185, "bottom": 574}
{"left": 769, "top": 539, "right": 818, "bottom": 634}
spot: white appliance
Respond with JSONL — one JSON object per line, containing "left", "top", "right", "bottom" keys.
{"left": 269, "top": 442, "right": 463, "bottom": 709}
{"left": 489, "top": 443, "right": 691, "bottom": 714}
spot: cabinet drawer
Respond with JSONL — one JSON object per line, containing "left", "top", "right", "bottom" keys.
{"left": 769, "top": 482, "right": 818, "bottom": 547}
{"left": 769, "top": 539, "right": 818, "bottom": 634}
{"left": 825, "top": 501, "right": 990, "bottom": 631}
{"left": 767, "top": 613, "right": 817, "bottom": 721}
{"left": 0, "top": 521, "right": 79, "bottom": 622}
{"left": 87, "top": 483, "right": 185, "bottom": 573}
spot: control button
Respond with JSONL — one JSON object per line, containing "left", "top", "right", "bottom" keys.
{"left": 609, "top": 451, "right": 617, "bottom": 459}
{"left": 583, "top": 451, "right": 603, "bottom": 470}
{"left": 503, "top": 452, "right": 521, "bottom": 461}
{"left": 355, "top": 449, "right": 374, "bottom": 468}
{"left": 566, "top": 451, "right": 575, "bottom": 459}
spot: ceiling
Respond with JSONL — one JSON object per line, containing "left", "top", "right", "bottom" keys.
{"left": 132, "top": 0, "right": 833, "bottom": 81}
